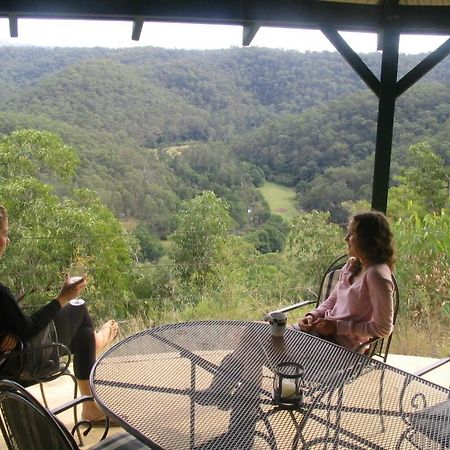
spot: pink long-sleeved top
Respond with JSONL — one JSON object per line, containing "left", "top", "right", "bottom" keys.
{"left": 309, "top": 261, "right": 394, "bottom": 350}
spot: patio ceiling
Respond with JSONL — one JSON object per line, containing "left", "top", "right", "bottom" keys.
{"left": 2, "top": 1, "right": 450, "bottom": 35}
{"left": 1, "top": 1, "right": 450, "bottom": 213}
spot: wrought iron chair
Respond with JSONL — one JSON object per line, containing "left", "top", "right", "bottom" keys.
{"left": 0, "top": 321, "right": 78, "bottom": 407}
{"left": 0, "top": 379, "right": 147, "bottom": 449}
{"left": 411, "top": 353, "right": 450, "bottom": 445}
{"left": 407, "top": 398, "right": 450, "bottom": 448}
{"left": 397, "top": 368, "right": 450, "bottom": 449}
{"left": 414, "top": 355, "right": 450, "bottom": 380}
{"left": 268, "top": 254, "right": 400, "bottom": 362}
{"left": 0, "top": 323, "right": 81, "bottom": 442}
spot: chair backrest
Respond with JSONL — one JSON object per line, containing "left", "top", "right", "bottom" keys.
{"left": 316, "top": 254, "right": 348, "bottom": 305}
{"left": 0, "top": 321, "right": 71, "bottom": 387}
{"left": 0, "top": 379, "right": 78, "bottom": 450}
{"left": 0, "top": 342, "right": 71, "bottom": 387}
{"left": 315, "top": 254, "right": 400, "bottom": 363}
{"left": 368, "top": 272, "right": 399, "bottom": 362}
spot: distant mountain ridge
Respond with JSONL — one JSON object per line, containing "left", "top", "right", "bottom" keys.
{"left": 1, "top": 46, "right": 449, "bottom": 226}
{"left": 2, "top": 46, "right": 446, "bottom": 145}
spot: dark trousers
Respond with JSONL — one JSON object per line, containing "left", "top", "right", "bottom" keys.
{"left": 53, "top": 303, "right": 96, "bottom": 380}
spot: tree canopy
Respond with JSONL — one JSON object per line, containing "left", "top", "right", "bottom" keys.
{"left": 0, "top": 129, "right": 137, "bottom": 318}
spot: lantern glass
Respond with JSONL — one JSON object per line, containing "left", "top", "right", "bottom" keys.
{"left": 273, "top": 361, "right": 304, "bottom": 405}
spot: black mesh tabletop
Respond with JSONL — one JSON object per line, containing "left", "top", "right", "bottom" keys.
{"left": 90, "top": 320, "right": 450, "bottom": 449}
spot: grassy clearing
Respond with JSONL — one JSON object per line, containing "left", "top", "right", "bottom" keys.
{"left": 165, "top": 143, "right": 192, "bottom": 156}
{"left": 258, "top": 181, "right": 299, "bottom": 220}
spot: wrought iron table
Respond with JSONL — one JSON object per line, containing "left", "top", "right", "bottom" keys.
{"left": 90, "top": 320, "right": 450, "bottom": 449}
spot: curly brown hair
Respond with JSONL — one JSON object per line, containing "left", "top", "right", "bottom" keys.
{"left": 352, "top": 211, "right": 395, "bottom": 269}
{"left": 0, "top": 205, "right": 8, "bottom": 227}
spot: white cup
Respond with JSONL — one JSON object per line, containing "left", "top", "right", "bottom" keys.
{"left": 69, "top": 298, "right": 85, "bottom": 306}
{"left": 268, "top": 312, "right": 287, "bottom": 337}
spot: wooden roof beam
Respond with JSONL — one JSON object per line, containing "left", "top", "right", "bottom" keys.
{"left": 321, "top": 26, "right": 380, "bottom": 96}
{"left": 242, "top": 22, "right": 260, "bottom": 46}
{"left": 372, "top": 26, "right": 400, "bottom": 213}
{"left": 1, "top": 2, "right": 450, "bottom": 34}
{"left": 9, "top": 14, "right": 18, "bottom": 37}
{"left": 396, "top": 37, "right": 450, "bottom": 97}
{"left": 132, "top": 17, "right": 144, "bottom": 41}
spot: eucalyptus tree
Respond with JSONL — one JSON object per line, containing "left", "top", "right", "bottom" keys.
{"left": 286, "top": 211, "right": 343, "bottom": 288}
{"left": 0, "top": 129, "right": 137, "bottom": 319}
{"left": 389, "top": 142, "right": 449, "bottom": 218}
{"left": 388, "top": 143, "right": 449, "bottom": 324}
{"left": 170, "top": 191, "right": 234, "bottom": 293}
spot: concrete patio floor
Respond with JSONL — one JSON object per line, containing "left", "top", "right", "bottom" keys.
{"left": 0, "top": 354, "right": 448, "bottom": 449}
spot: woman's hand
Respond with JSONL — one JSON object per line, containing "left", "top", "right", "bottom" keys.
{"left": 56, "top": 275, "right": 87, "bottom": 307}
{"left": 298, "top": 315, "right": 315, "bottom": 332}
{"left": 314, "top": 318, "right": 337, "bottom": 336}
{"left": 0, "top": 332, "right": 18, "bottom": 354}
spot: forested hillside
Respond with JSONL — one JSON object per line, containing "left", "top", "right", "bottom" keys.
{"left": 0, "top": 46, "right": 448, "bottom": 354}
{"left": 1, "top": 46, "right": 449, "bottom": 228}
{"left": 231, "top": 82, "right": 450, "bottom": 221}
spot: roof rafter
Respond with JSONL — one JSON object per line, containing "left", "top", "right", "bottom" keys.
{"left": 1, "top": 2, "right": 450, "bottom": 35}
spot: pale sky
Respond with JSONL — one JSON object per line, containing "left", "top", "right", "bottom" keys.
{"left": 0, "top": 18, "right": 449, "bottom": 54}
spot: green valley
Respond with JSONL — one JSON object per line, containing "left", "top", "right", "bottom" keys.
{"left": 0, "top": 46, "right": 448, "bottom": 356}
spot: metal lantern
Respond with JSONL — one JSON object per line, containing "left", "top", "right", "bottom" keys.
{"left": 273, "top": 361, "right": 304, "bottom": 406}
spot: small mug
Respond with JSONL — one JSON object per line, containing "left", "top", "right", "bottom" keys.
{"left": 268, "top": 312, "right": 287, "bottom": 337}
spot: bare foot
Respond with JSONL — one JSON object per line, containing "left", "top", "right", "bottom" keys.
{"left": 95, "top": 320, "right": 119, "bottom": 352}
{"left": 81, "top": 400, "right": 106, "bottom": 422}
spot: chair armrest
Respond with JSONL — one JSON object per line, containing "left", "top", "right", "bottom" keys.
{"left": 50, "top": 394, "right": 93, "bottom": 415}
{"left": 413, "top": 356, "right": 450, "bottom": 377}
{"left": 354, "top": 336, "right": 382, "bottom": 356}
{"left": 51, "top": 394, "right": 111, "bottom": 442}
{"left": 264, "top": 300, "right": 316, "bottom": 319}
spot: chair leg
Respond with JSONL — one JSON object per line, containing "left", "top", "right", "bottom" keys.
{"left": 39, "top": 382, "right": 49, "bottom": 409}
{"left": 65, "top": 372, "right": 84, "bottom": 447}
{"left": 38, "top": 371, "right": 83, "bottom": 445}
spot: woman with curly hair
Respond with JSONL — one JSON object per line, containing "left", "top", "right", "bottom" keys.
{"left": 298, "top": 210, "right": 395, "bottom": 350}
